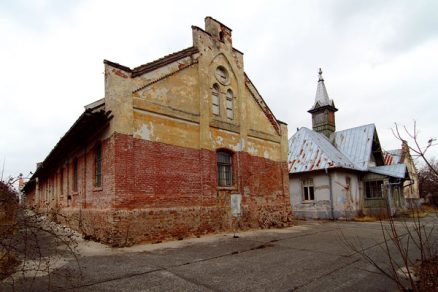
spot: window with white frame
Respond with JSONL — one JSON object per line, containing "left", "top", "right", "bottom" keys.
{"left": 303, "top": 178, "right": 314, "bottom": 201}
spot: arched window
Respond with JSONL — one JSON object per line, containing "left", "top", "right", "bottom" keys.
{"left": 212, "top": 84, "right": 220, "bottom": 116}
{"left": 226, "top": 89, "right": 233, "bottom": 120}
{"left": 95, "top": 144, "right": 102, "bottom": 187}
{"left": 217, "top": 151, "right": 232, "bottom": 187}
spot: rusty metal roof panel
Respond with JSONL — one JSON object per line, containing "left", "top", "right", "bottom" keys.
{"left": 384, "top": 149, "right": 402, "bottom": 165}
{"left": 331, "top": 124, "right": 375, "bottom": 171}
{"left": 368, "top": 164, "right": 407, "bottom": 179}
{"left": 288, "top": 127, "right": 356, "bottom": 173}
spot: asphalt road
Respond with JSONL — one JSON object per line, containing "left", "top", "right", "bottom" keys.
{"left": 3, "top": 215, "right": 437, "bottom": 291}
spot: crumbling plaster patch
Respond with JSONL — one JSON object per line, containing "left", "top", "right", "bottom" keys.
{"left": 134, "top": 123, "right": 154, "bottom": 140}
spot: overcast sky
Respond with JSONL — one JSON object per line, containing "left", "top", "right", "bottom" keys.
{"left": 1, "top": 0, "right": 437, "bottom": 179}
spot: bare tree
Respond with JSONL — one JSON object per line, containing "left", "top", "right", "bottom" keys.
{"left": 341, "top": 122, "right": 438, "bottom": 291}
{"left": 0, "top": 176, "right": 81, "bottom": 291}
{"left": 392, "top": 121, "right": 438, "bottom": 177}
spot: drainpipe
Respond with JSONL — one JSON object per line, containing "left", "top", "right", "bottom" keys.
{"left": 325, "top": 167, "right": 335, "bottom": 220}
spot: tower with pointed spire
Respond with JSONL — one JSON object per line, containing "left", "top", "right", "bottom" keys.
{"left": 308, "top": 68, "right": 338, "bottom": 138}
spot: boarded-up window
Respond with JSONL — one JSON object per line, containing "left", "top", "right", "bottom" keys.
{"left": 303, "top": 178, "right": 314, "bottom": 201}
{"left": 217, "top": 151, "right": 232, "bottom": 187}
{"left": 226, "top": 89, "right": 233, "bottom": 120}
{"left": 95, "top": 144, "right": 102, "bottom": 187}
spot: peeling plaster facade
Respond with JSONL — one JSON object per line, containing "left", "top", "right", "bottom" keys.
{"left": 24, "top": 17, "right": 291, "bottom": 246}
{"left": 289, "top": 170, "right": 362, "bottom": 219}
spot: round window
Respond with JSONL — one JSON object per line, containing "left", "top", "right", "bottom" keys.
{"left": 215, "top": 66, "right": 229, "bottom": 85}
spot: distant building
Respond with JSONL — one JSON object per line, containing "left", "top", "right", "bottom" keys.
{"left": 23, "top": 17, "right": 291, "bottom": 246}
{"left": 384, "top": 141, "right": 420, "bottom": 201}
{"left": 288, "top": 69, "right": 409, "bottom": 219}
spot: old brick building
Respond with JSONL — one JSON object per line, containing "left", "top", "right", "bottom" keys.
{"left": 23, "top": 17, "right": 291, "bottom": 246}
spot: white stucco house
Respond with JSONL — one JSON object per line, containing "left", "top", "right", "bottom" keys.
{"left": 288, "top": 69, "right": 411, "bottom": 219}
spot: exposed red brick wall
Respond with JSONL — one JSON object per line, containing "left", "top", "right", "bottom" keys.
{"left": 105, "top": 133, "right": 291, "bottom": 245}
{"left": 29, "top": 132, "right": 292, "bottom": 246}
{"left": 28, "top": 133, "right": 115, "bottom": 211}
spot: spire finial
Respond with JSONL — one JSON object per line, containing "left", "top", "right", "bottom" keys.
{"left": 318, "top": 68, "right": 324, "bottom": 82}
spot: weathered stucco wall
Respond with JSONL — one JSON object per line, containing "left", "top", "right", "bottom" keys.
{"left": 289, "top": 170, "right": 361, "bottom": 219}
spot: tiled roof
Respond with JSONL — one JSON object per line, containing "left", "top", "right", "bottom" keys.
{"left": 131, "top": 47, "right": 199, "bottom": 77}
{"left": 288, "top": 127, "right": 356, "bottom": 173}
{"left": 103, "top": 47, "right": 199, "bottom": 78}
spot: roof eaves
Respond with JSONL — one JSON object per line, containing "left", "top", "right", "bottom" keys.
{"left": 84, "top": 98, "right": 105, "bottom": 111}
{"left": 103, "top": 59, "right": 132, "bottom": 73}
{"left": 289, "top": 166, "right": 359, "bottom": 176}
{"left": 368, "top": 164, "right": 408, "bottom": 179}
{"left": 23, "top": 109, "right": 113, "bottom": 193}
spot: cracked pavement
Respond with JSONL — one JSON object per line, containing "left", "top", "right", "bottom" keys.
{"left": 2, "top": 216, "right": 437, "bottom": 291}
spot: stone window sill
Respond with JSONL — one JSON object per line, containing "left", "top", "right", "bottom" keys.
{"left": 218, "top": 186, "right": 238, "bottom": 191}
{"left": 93, "top": 187, "right": 103, "bottom": 192}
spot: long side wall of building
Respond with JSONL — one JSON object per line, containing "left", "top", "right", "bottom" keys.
{"left": 24, "top": 133, "right": 118, "bottom": 243}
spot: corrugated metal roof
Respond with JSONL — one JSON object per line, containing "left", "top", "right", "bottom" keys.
{"left": 368, "top": 164, "right": 407, "bottom": 179}
{"left": 288, "top": 127, "right": 356, "bottom": 173}
{"left": 331, "top": 124, "right": 376, "bottom": 171}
